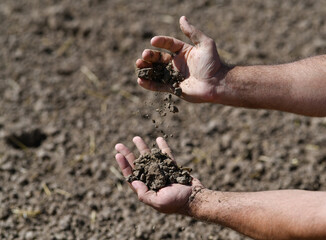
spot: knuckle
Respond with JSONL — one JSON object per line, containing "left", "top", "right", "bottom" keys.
{"left": 190, "top": 30, "right": 200, "bottom": 43}
{"left": 149, "top": 50, "right": 154, "bottom": 59}
{"left": 157, "top": 51, "right": 163, "bottom": 62}
{"left": 161, "top": 38, "right": 167, "bottom": 48}
{"left": 142, "top": 50, "right": 149, "bottom": 59}
{"left": 138, "top": 194, "right": 144, "bottom": 202}
{"left": 205, "top": 38, "right": 215, "bottom": 45}
{"left": 166, "top": 39, "right": 173, "bottom": 49}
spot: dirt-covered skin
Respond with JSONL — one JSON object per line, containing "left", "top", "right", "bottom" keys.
{"left": 137, "top": 62, "right": 184, "bottom": 96}
{"left": 127, "top": 148, "right": 192, "bottom": 191}
{"left": 1, "top": 0, "right": 326, "bottom": 239}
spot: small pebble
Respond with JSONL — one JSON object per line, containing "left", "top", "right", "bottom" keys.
{"left": 172, "top": 106, "right": 179, "bottom": 113}
{"left": 174, "top": 87, "right": 182, "bottom": 96}
{"left": 25, "top": 231, "right": 35, "bottom": 240}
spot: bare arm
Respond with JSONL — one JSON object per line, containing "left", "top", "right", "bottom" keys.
{"left": 221, "top": 56, "right": 326, "bottom": 117}
{"left": 187, "top": 189, "right": 326, "bottom": 240}
{"left": 115, "top": 137, "right": 326, "bottom": 240}
{"left": 136, "top": 16, "right": 326, "bottom": 117}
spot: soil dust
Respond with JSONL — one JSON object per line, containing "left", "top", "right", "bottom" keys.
{"left": 136, "top": 60, "right": 184, "bottom": 139}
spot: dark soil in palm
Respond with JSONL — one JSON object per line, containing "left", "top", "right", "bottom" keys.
{"left": 137, "top": 62, "right": 184, "bottom": 96}
{"left": 127, "top": 148, "right": 192, "bottom": 191}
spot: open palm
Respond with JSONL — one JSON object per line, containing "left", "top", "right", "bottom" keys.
{"left": 136, "top": 16, "right": 224, "bottom": 103}
{"left": 115, "top": 136, "right": 203, "bottom": 214}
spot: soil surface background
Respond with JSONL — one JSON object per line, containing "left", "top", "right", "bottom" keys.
{"left": 1, "top": 0, "right": 326, "bottom": 239}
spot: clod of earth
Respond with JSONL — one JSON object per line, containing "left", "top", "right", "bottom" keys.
{"left": 136, "top": 62, "right": 184, "bottom": 96}
{"left": 127, "top": 148, "right": 192, "bottom": 191}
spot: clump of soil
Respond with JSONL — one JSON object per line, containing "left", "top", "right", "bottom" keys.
{"left": 136, "top": 61, "right": 184, "bottom": 96}
{"left": 127, "top": 148, "right": 192, "bottom": 191}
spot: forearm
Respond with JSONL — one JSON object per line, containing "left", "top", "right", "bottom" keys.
{"left": 218, "top": 55, "right": 326, "bottom": 117}
{"left": 185, "top": 189, "right": 326, "bottom": 240}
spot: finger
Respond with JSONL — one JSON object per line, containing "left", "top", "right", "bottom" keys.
{"left": 142, "top": 49, "right": 172, "bottom": 63}
{"left": 179, "top": 16, "right": 210, "bottom": 45}
{"left": 133, "top": 136, "right": 150, "bottom": 155}
{"left": 137, "top": 78, "right": 172, "bottom": 93}
{"left": 156, "top": 137, "right": 174, "bottom": 160}
{"left": 136, "top": 59, "right": 152, "bottom": 68}
{"left": 115, "top": 143, "right": 135, "bottom": 168}
{"left": 115, "top": 153, "right": 132, "bottom": 177}
{"left": 131, "top": 181, "right": 154, "bottom": 205}
{"left": 151, "top": 36, "right": 185, "bottom": 53}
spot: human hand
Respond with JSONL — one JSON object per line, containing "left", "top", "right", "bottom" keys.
{"left": 115, "top": 136, "right": 204, "bottom": 214}
{"left": 136, "top": 16, "right": 229, "bottom": 103}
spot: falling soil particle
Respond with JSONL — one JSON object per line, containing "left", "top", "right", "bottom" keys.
{"left": 127, "top": 148, "right": 192, "bottom": 191}
{"left": 137, "top": 61, "right": 183, "bottom": 139}
{"left": 136, "top": 61, "right": 184, "bottom": 96}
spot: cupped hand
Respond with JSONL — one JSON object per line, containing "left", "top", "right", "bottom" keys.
{"left": 136, "top": 16, "right": 228, "bottom": 103}
{"left": 115, "top": 136, "right": 203, "bottom": 214}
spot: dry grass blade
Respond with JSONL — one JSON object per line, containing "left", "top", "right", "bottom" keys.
{"left": 116, "top": 182, "right": 123, "bottom": 191}
{"left": 6, "top": 136, "right": 28, "bottom": 151}
{"left": 101, "top": 102, "right": 107, "bottom": 114}
{"left": 305, "top": 144, "right": 319, "bottom": 151}
{"left": 89, "top": 132, "right": 96, "bottom": 155}
{"left": 192, "top": 147, "right": 211, "bottom": 164}
{"left": 54, "top": 188, "right": 72, "bottom": 198}
{"left": 12, "top": 208, "right": 41, "bottom": 218}
{"left": 259, "top": 155, "right": 270, "bottom": 162}
{"left": 85, "top": 89, "right": 107, "bottom": 100}
{"left": 81, "top": 65, "right": 101, "bottom": 88}
{"left": 90, "top": 210, "right": 96, "bottom": 224}
{"left": 42, "top": 182, "right": 52, "bottom": 196}
{"left": 56, "top": 37, "right": 74, "bottom": 56}
{"left": 118, "top": 89, "right": 140, "bottom": 104}
{"left": 110, "top": 166, "right": 123, "bottom": 180}
{"left": 69, "top": 153, "right": 85, "bottom": 166}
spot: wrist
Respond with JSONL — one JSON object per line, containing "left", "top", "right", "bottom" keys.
{"left": 212, "top": 63, "right": 236, "bottom": 105}
{"left": 180, "top": 187, "right": 211, "bottom": 218}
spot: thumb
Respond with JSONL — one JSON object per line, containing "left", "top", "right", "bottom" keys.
{"left": 179, "top": 16, "right": 210, "bottom": 45}
{"left": 131, "top": 181, "right": 149, "bottom": 202}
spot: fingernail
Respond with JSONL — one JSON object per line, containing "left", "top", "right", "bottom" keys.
{"left": 184, "top": 16, "right": 188, "bottom": 22}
